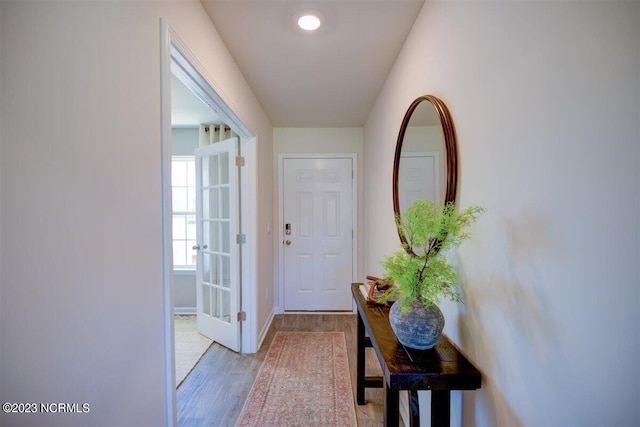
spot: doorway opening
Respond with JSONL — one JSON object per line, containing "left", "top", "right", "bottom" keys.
{"left": 160, "top": 20, "right": 258, "bottom": 424}
{"left": 170, "top": 76, "right": 234, "bottom": 387}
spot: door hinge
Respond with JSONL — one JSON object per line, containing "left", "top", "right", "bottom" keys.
{"left": 237, "top": 234, "right": 246, "bottom": 244}
{"left": 237, "top": 311, "right": 246, "bottom": 322}
{"left": 235, "top": 156, "right": 245, "bottom": 167}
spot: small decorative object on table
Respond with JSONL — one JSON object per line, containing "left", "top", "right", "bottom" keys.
{"left": 381, "top": 199, "right": 484, "bottom": 350}
{"left": 359, "top": 275, "right": 394, "bottom": 304}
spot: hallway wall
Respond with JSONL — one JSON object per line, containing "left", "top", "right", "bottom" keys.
{"left": 0, "top": 1, "right": 273, "bottom": 426}
{"left": 363, "top": 1, "right": 639, "bottom": 425}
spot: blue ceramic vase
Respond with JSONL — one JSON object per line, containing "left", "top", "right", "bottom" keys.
{"left": 389, "top": 298, "right": 444, "bottom": 350}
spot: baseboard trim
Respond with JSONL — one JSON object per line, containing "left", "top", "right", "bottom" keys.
{"left": 174, "top": 307, "right": 196, "bottom": 315}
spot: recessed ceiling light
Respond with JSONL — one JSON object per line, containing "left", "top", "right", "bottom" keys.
{"left": 297, "top": 14, "right": 322, "bottom": 31}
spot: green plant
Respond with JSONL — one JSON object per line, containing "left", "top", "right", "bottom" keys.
{"left": 380, "top": 199, "right": 484, "bottom": 311}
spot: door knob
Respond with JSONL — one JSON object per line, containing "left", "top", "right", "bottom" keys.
{"left": 284, "top": 240, "right": 292, "bottom": 246}
{"left": 192, "top": 244, "right": 208, "bottom": 250}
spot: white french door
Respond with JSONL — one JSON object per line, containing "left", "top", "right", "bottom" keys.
{"left": 195, "top": 137, "right": 240, "bottom": 352}
{"left": 282, "top": 157, "right": 354, "bottom": 311}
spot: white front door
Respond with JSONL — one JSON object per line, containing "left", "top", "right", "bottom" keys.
{"left": 195, "top": 137, "right": 240, "bottom": 352}
{"left": 282, "top": 157, "right": 354, "bottom": 311}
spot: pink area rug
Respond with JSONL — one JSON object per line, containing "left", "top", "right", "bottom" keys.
{"left": 236, "top": 331, "right": 357, "bottom": 427}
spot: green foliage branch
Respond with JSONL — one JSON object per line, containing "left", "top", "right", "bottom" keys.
{"left": 380, "top": 199, "right": 484, "bottom": 312}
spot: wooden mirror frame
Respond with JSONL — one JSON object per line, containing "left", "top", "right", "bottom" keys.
{"left": 392, "top": 95, "right": 458, "bottom": 255}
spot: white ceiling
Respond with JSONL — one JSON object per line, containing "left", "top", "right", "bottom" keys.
{"left": 171, "top": 74, "right": 223, "bottom": 127}
{"left": 201, "top": 0, "right": 425, "bottom": 128}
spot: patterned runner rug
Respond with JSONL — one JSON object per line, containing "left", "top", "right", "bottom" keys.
{"left": 236, "top": 331, "right": 357, "bottom": 426}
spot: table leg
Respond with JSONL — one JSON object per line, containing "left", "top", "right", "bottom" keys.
{"left": 431, "top": 390, "right": 450, "bottom": 427}
{"left": 356, "top": 312, "right": 365, "bottom": 405}
{"left": 409, "top": 390, "right": 420, "bottom": 426}
{"left": 384, "top": 379, "right": 399, "bottom": 427}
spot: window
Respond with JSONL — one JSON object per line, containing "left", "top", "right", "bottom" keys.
{"left": 172, "top": 156, "right": 197, "bottom": 270}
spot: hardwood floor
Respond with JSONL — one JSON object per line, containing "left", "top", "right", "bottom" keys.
{"left": 176, "top": 314, "right": 384, "bottom": 426}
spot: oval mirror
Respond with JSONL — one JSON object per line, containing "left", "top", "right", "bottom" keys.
{"left": 392, "top": 95, "right": 458, "bottom": 256}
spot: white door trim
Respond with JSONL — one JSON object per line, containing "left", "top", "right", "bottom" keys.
{"left": 239, "top": 137, "right": 258, "bottom": 353}
{"left": 160, "top": 19, "right": 258, "bottom": 426}
{"left": 276, "top": 153, "right": 358, "bottom": 314}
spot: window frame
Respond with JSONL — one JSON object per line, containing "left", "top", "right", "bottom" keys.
{"left": 171, "top": 155, "right": 197, "bottom": 271}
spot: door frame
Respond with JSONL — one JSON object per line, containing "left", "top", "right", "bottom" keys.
{"left": 160, "top": 19, "right": 258, "bottom": 425}
{"left": 277, "top": 153, "right": 358, "bottom": 314}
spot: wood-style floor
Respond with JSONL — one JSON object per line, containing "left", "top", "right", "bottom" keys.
{"left": 176, "top": 314, "right": 384, "bottom": 426}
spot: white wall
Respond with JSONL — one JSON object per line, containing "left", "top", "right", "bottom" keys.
{"left": 172, "top": 127, "right": 199, "bottom": 155}
{"left": 273, "top": 128, "right": 364, "bottom": 311}
{"left": 0, "top": 1, "right": 272, "bottom": 426}
{"left": 364, "top": 1, "right": 639, "bottom": 426}
{"left": 173, "top": 273, "right": 196, "bottom": 312}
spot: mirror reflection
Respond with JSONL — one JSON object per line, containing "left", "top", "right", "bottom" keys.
{"left": 397, "top": 100, "right": 446, "bottom": 216}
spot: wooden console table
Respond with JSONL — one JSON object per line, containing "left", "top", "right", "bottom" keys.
{"left": 352, "top": 283, "right": 481, "bottom": 427}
